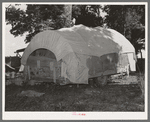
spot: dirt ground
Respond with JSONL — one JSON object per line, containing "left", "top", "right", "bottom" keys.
{"left": 5, "top": 73, "right": 145, "bottom": 111}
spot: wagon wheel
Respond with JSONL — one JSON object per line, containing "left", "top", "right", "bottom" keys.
{"left": 95, "top": 75, "right": 108, "bottom": 86}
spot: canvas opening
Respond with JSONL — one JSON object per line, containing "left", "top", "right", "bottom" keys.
{"left": 24, "top": 48, "right": 61, "bottom": 82}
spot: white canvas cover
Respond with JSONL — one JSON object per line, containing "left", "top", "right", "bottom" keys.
{"left": 21, "top": 25, "right": 136, "bottom": 84}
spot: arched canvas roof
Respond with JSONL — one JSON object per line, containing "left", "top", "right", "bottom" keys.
{"left": 21, "top": 24, "right": 135, "bottom": 65}
{"left": 21, "top": 25, "right": 136, "bottom": 84}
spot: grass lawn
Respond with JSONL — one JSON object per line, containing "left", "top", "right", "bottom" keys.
{"left": 5, "top": 73, "right": 144, "bottom": 111}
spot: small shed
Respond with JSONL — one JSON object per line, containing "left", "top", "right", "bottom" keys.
{"left": 20, "top": 25, "right": 136, "bottom": 85}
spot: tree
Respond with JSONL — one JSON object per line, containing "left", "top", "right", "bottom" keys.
{"left": 103, "top": 5, "right": 145, "bottom": 55}
{"left": 127, "top": 6, "right": 145, "bottom": 57}
{"left": 103, "top": 5, "right": 126, "bottom": 35}
{"left": 72, "top": 5, "right": 103, "bottom": 27}
{"left": 6, "top": 4, "right": 104, "bottom": 43}
{"left": 6, "top": 4, "right": 67, "bottom": 43}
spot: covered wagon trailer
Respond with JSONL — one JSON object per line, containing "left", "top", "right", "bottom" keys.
{"left": 20, "top": 25, "right": 136, "bottom": 85}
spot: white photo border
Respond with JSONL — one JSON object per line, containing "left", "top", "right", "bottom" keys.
{"left": 2, "top": 2, "right": 148, "bottom": 120}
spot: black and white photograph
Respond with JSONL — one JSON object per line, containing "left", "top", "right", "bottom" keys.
{"left": 2, "top": 2, "right": 148, "bottom": 120}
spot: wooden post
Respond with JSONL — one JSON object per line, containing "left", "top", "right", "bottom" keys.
{"left": 61, "top": 61, "right": 63, "bottom": 77}
{"left": 37, "top": 60, "right": 40, "bottom": 76}
{"left": 49, "top": 62, "right": 51, "bottom": 78}
{"left": 27, "top": 66, "right": 30, "bottom": 80}
{"left": 23, "top": 66, "right": 27, "bottom": 81}
{"left": 53, "top": 62, "right": 56, "bottom": 83}
{"left": 37, "top": 60, "right": 40, "bottom": 69}
{"left": 64, "top": 66, "right": 67, "bottom": 83}
{"left": 61, "top": 61, "right": 66, "bottom": 82}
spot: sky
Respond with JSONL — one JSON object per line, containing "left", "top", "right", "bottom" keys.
{"left": 5, "top": 24, "right": 28, "bottom": 56}
{"left": 4, "top": 4, "right": 28, "bottom": 57}
{"left": 4, "top": 3, "right": 145, "bottom": 58}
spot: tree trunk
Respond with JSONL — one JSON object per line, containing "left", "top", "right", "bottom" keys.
{"left": 64, "top": 5, "right": 72, "bottom": 27}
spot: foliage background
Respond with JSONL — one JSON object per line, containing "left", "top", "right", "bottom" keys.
{"left": 5, "top": 4, "right": 145, "bottom": 57}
